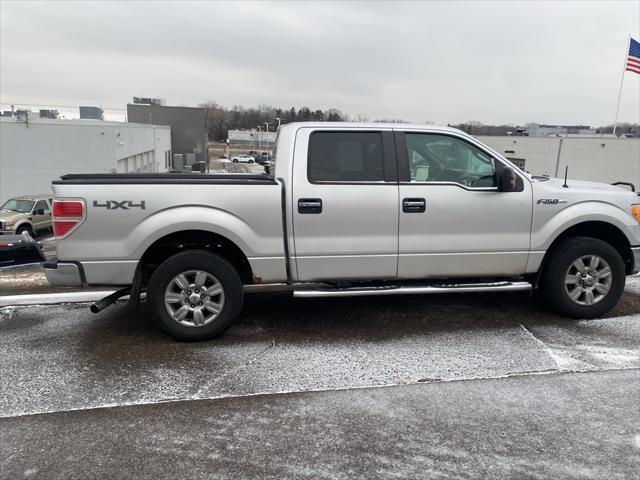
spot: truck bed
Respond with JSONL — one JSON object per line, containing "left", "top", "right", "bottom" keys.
{"left": 50, "top": 173, "right": 286, "bottom": 285}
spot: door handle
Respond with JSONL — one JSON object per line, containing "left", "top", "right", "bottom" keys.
{"left": 298, "top": 198, "right": 322, "bottom": 214}
{"left": 402, "top": 198, "right": 426, "bottom": 213}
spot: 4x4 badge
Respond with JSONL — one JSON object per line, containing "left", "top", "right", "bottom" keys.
{"left": 93, "top": 200, "right": 146, "bottom": 210}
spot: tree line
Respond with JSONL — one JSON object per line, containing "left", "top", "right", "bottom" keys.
{"left": 200, "top": 102, "right": 348, "bottom": 141}
{"left": 200, "top": 101, "right": 639, "bottom": 140}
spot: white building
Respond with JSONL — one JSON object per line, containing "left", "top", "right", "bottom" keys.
{"left": 228, "top": 129, "right": 277, "bottom": 148}
{"left": 525, "top": 123, "right": 596, "bottom": 137}
{"left": 479, "top": 136, "right": 640, "bottom": 186}
{"left": 0, "top": 117, "right": 171, "bottom": 201}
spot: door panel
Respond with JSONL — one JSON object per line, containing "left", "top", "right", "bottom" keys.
{"left": 32, "top": 200, "right": 51, "bottom": 231}
{"left": 398, "top": 185, "right": 532, "bottom": 277}
{"left": 291, "top": 128, "right": 399, "bottom": 281}
{"left": 396, "top": 131, "right": 532, "bottom": 279}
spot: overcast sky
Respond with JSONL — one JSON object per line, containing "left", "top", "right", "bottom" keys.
{"left": 1, "top": 0, "right": 639, "bottom": 126}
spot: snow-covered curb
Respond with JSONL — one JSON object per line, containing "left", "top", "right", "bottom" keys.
{"left": 0, "top": 290, "right": 117, "bottom": 307}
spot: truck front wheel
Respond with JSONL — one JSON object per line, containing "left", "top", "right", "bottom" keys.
{"left": 541, "top": 236, "right": 625, "bottom": 319}
{"left": 148, "top": 250, "right": 243, "bottom": 341}
{"left": 17, "top": 225, "right": 33, "bottom": 236}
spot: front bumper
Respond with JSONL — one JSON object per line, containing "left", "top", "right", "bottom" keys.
{"left": 632, "top": 247, "right": 640, "bottom": 274}
{"left": 44, "top": 259, "right": 85, "bottom": 287}
{"left": 0, "top": 229, "right": 17, "bottom": 235}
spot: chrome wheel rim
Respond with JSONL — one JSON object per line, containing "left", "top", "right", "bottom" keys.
{"left": 164, "top": 270, "right": 225, "bottom": 327}
{"left": 564, "top": 255, "right": 612, "bottom": 306}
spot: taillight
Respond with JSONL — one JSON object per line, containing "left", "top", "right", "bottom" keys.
{"left": 53, "top": 201, "right": 84, "bottom": 218}
{"left": 52, "top": 199, "right": 85, "bottom": 238}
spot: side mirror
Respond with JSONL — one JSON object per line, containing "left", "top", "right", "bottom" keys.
{"left": 499, "top": 166, "right": 518, "bottom": 192}
{"left": 36, "top": 209, "right": 45, "bottom": 215}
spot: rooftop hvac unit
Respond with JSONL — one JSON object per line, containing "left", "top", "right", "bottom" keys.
{"left": 79, "top": 106, "right": 104, "bottom": 120}
{"left": 173, "top": 154, "right": 184, "bottom": 171}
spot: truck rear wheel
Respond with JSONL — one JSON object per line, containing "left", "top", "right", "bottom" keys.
{"left": 148, "top": 250, "right": 243, "bottom": 341}
{"left": 541, "top": 236, "right": 625, "bottom": 319}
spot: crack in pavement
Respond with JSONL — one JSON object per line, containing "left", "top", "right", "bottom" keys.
{"left": 192, "top": 338, "right": 277, "bottom": 398}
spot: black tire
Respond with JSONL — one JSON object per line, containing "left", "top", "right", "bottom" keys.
{"left": 148, "top": 250, "right": 243, "bottom": 341}
{"left": 541, "top": 236, "right": 625, "bottom": 319}
{"left": 232, "top": 159, "right": 238, "bottom": 163}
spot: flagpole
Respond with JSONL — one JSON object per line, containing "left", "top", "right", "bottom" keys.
{"left": 612, "top": 35, "right": 630, "bottom": 137}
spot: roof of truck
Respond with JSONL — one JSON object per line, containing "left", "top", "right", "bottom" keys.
{"left": 12, "top": 194, "right": 51, "bottom": 200}
{"left": 280, "top": 122, "right": 464, "bottom": 133}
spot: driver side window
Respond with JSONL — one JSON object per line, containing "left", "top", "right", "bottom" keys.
{"left": 34, "top": 200, "right": 48, "bottom": 213}
{"left": 405, "top": 133, "right": 496, "bottom": 187}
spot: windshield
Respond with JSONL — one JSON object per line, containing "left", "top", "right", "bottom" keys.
{"left": 1, "top": 199, "right": 34, "bottom": 213}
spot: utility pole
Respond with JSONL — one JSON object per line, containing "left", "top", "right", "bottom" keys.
{"left": 257, "top": 125, "right": 262, "bottom": 152}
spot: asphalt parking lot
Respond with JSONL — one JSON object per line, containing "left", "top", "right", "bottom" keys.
{"left": 1, "top": 277, "right": 639, "bottom": 479}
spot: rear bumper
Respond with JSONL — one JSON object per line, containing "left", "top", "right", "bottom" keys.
{"left": 632, "top": 247, "right": 640, "bottom": 274}
{"left": 44, "top": 259, "right": 85, "bottom": 287}
{"left": 44, "top": 258, "right": 137, "bottom": 286}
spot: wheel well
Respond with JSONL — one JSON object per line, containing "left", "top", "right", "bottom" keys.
{"left": 545, "top": 221, "right": 633, "bottom": 274}
{"left": 15, "top": 222, "right": 33, "bottom": 233}
{"left": 139, "top": 230, "right": 254, "bottom": 286}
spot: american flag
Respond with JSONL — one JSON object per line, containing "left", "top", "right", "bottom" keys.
{"left": 626, "top": 37, "right": 640, "bottom": 75}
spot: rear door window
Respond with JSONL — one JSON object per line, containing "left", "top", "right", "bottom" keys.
{"left": 308, "top": 131, "right": 384, "bottom": 182}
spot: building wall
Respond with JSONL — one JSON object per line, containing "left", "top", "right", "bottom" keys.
{"left": 479, "top": 136, "right": 640, "bottom": 186}
{"left": 0, "top": 118, "right": 171, "bottom": 200}
{"left": 127, "top": 104, "right": 207, "bottom": 163}
{"left": 228, "top": 129, "right": 277, "bottom": 147}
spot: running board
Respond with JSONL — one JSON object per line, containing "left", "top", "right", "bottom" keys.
{"left": 292, "top": 281, "right": 532, "bottom": 298}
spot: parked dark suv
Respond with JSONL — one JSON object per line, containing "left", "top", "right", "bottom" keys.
{"left": 255, "top": 152, "right": 271, "bottom": 165}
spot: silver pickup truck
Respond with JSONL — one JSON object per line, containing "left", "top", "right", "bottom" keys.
{"left": 45, "top": 122, "right": 640, "bottom": 340}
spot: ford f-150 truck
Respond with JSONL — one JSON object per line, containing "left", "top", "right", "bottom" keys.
{"left": 45, "top": 123, "right": 640, "bottom": 341}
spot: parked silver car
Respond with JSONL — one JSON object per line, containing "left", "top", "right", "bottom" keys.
{"left": 231, "top": 154, "right": 255, "bottom": 163}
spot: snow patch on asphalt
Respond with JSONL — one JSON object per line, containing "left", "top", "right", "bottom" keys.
{"left": 576, "top": 345, "right": 639, "bottom": 367}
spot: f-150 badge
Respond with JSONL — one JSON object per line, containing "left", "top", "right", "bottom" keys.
{"left": 536, "top": 199, "right": 568, "bottom": 205}
{"left": 93, "top": 200, "right": 146, "bottom": 210}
